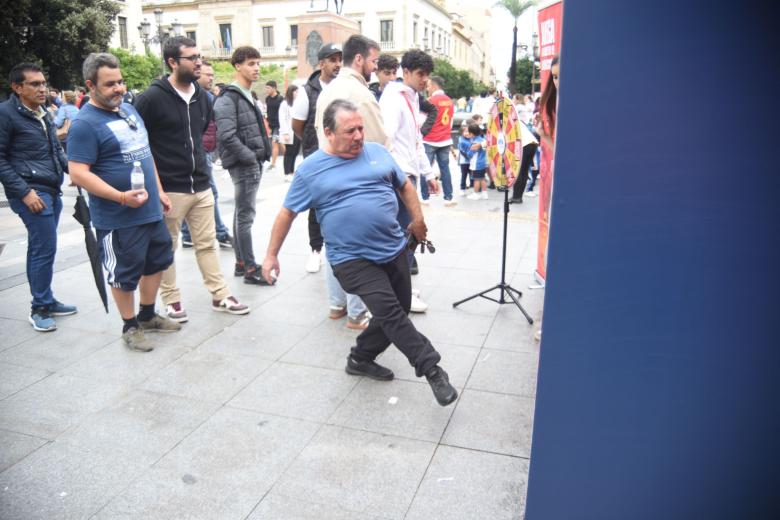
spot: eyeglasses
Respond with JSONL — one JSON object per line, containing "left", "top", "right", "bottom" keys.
{"left": 24, "top": 81, "right": 47, "bottom": 88}
{"left": 117, "top": 109, "right": 138, "bottom": 131}
{"left": 177, "top": 54, "right": 203, "bottom": 62}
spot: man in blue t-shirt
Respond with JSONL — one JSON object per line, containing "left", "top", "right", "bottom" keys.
{"left": 68, "top": 52, "right": 181, "bottom": 352}
{"left": 261, "top": 99, "right": 457, "bottom": 407}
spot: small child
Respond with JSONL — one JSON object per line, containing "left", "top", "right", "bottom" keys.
{"left": 456, "top": 122, "right": 473, "bottom": 196}
{"left": 466, "top": 123, "right": 488, "bottom": 200}
{"left": 470, "top": 114, "right": 496, "bottom": 189}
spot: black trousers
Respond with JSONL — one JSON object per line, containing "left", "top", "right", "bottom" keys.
{"left": 283, "top": 135, "right": 300, "bottom": 175}
{"left": 333, "top": 251, "right": 441, "bottom": 377}
{"left": 308, "top": 209, "right": 323, "bottom": 252}
{"left": 511, "top": 143, "right": 539, "bottom": 200}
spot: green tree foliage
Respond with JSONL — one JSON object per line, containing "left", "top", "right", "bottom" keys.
{"left": 0, "top": 0, "right": 120, "bottom": 93}
{"left": 432, "top": 59, "right": 480, "bottom": 100}
{"left": 211, "top": 61, "right": 297, "bottom": 96}
{"left": 510, "top": 58, "right": 534, "bottom": 95}
{"left": 111, "top": 48, "right": 161, "bottom": 92}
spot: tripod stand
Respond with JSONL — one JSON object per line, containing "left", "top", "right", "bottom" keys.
{"left": 452, "top": 187, "right": 534, "bottom": 324}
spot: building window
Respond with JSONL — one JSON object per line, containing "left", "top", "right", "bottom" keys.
{"left": 262, "top": 25, "right": 274, "bottom": 48}
{"left": 413, "top": 21, "right": 418, "bottom": 44}
{"left": 380, "top": 20, "right": 393, "bottom": 43}
{"left": 357, "top": 20, "right": 362, "bottom": 33}
{"left": 290, "top": 24, "right": 298, "bottom": 47}
{"left": 118, "top": 16, "right": 128, "bottom": 48}
{"left": 219, "top": 23, "right": 233, "bottom": 49}
{"left": 186, "top": 30, "right": 196, "bottom": 43}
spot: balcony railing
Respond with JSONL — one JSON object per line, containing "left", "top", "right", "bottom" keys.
{"left": 260, "top": 45, "right": 276, "bottom": 55}
{"left": 380, "top": 40, "right": 395, "bottom": 50}
{"left": 204, "top": 47, "right": 232, "bottom": 59}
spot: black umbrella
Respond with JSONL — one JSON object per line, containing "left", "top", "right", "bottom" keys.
{"left": 73, "top": 187, "right": 109, "bottom": 313}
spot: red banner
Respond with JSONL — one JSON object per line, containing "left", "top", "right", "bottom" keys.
{"left": 535, "top": 1, "right": 563, "bottom": 283}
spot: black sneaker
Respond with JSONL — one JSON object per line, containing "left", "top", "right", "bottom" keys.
{"left": 410, "top": 257, "right": 419, "bottom": 275}
{"left": 244, "top": 267, "right": 271, "bottom": 286}
{"left": 234, "top": 262, "right": 245, "bottom": 277}
{"left": 182, "top": 238, "right": 193, "bottom": 248}
{"left": 425, "top": 365, "right": 458, "bottom": 406}
{"left": 345, "top": 355, "right": 394, "bottom": 381}
{"left": 217, "top": 235, "right": 233, "bottom": 249}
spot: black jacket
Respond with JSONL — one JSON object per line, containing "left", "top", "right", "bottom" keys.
{"left": 133, "top": 77, "right": 211, "bottom": 193}
{"left": 301, "top": 70, "right": 324, "bottom": 158}
{"left": 213, "top": 85, "right": 271, "bottom": 170}
{"left": 0, "top": 94, "right": 67, "bottom": 199}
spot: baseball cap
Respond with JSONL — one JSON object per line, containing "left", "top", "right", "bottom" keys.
{"left": 318, "top": 43, "right": 343, "bottom": 61}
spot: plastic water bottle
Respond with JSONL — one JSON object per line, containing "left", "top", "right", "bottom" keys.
{"left": 130, "top": 161, "right": 144, "bottom": 197}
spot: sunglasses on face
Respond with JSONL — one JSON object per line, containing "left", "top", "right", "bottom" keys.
{"left": 117, "top": 109, "right": 138, "bottom": 131}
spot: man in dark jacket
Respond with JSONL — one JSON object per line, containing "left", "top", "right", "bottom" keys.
{"left": 0, "top": 63, "right": 77, "bottom": 332}
{"left": 134, "top": 36, "right": 249, "bottom": 321}
{"left": 290, "top": 42, "right": 342, "bottom": 274}
{"left": 213, "top": 45, "right": 272, "bottom": 285}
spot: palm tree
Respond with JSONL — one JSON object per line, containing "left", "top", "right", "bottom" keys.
{"left": 494, "top": 0, "right": 536, "bottom": 94}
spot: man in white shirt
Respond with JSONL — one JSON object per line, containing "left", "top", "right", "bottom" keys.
{"left": 379, "top": 49, "right": 439, "bottom": 312}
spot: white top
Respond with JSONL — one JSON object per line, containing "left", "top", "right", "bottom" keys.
{"left": 291, "top": 78, "right": 326, "bottom": 121}
{"left": 279, "top": 101, "right": 293, "bottom": 135}
{"left": 379, "top": 80, "right": 434, "bottom": 180}
{"left": 472, "top": 95, "right": 495, "bottom": 120}
{"left": 172, "top": 82, "right": 195, "bottom": 104}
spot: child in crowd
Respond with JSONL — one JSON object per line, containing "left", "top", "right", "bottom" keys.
{"left": 456, "top": 121, "right": 473, "bottom": 196}
{"left": 466, "top": 123, "right": 488, "bottom": 200}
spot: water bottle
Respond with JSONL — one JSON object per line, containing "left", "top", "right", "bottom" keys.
{"left": 130, "top": 161, "right": 145, "bottom": 197}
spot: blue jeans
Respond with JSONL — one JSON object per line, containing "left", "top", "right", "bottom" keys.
{"left": 182, "top": 153, "right": 230, "bottom": 240}
{"left": 9, "top": 191, "right": 62, "bottom": 310}
{"left": 325, "top": 261, "right": 366, "bottom": 318}
{"left": 421, "top": 144, "right": 454, "bottom": 200}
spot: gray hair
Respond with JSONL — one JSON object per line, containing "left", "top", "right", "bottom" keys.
{"left": 82, "top": 52, "right": 119, "bottom": 84}
{"left": 323, "top": 99, "right": 358, "bottom": 132}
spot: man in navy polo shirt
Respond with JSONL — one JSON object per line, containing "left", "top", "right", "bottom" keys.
{"left": 262, "top": 99, "right": 457, "bottom": 407}
{"left": 68, "top": 52, "right": 181, "bottom": 352}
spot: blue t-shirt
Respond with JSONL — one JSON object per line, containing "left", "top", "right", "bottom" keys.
{"left": 67, "top": 103, "right": 162, "bottom": 230}
{"left": 467, "top": 135, "right": 487, "bottom": 170}
{"left": 284, "top": 142, "right": 408, "bottom": 266}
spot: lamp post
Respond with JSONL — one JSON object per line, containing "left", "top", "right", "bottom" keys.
{"left": 138, "top": 8, "right": 183, "bottom": 76}
{"left": 531, "top": 31, "right": 539, "bottom": 95}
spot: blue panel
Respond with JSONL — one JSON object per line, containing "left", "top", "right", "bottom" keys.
{"left": 525, "top": 1, "right": 780, "bottom": 518}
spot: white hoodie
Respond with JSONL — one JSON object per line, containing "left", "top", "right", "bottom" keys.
{"left": 378, "top": 80, "right": 434, "bottom": 181}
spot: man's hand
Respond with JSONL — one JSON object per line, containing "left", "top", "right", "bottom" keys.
{"left": 262, "top": 255, "right": 280, "bottom": 285}
{"left": 123, "top": 189, "right": 148, "bottom": 208}
{"left": 22, "top": 189, "right": 46, "bottom": 213}
{"left": 408, "top": 218, "right": 428, "bottom": 242}
{"left": 427, "top": 178, "right": 440, "bottom": 195}
{"left": 159, "top": 191, "right": 172, "bottom": 215}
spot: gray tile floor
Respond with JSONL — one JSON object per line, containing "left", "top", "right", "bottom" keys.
{"left": 0, "top": 162, "right": 544, "bottom": 519}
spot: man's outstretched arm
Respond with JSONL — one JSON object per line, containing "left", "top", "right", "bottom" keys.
{"left": 262, "top": 207, "right": 298, "bottom": 284}
{"left": 397, "top": 179, "right": 427, "bottom": 241}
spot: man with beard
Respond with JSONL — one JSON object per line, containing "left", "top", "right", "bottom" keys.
{"left": 68, "top": 53, "right": 181, "bottom": 351}
{"left": 134, "top": 36, "right": 249, "bottom": 322}
{"left": 291, "top": 42, "right": 342, "bottom": 274}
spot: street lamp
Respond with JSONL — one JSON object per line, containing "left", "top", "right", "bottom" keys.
{"left": 138, "top": 8, "right": 183, "bottom": 76}
{"left": 531, "top": 31, "right": 539, "bottom": 95}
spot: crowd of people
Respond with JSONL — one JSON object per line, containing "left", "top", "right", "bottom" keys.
{"left": 0, "top": 32, "right": 557, "bottom": 406}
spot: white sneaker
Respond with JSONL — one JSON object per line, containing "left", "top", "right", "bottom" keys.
{"left": 284, "top": 174, "right": 293, "bottom": 183}
{"left": 305, "top": 250, "right": 322, "bottom": 273}
{"left": 525, "top": 191, "right": 537, "bottom": 198}
{"left": 458, "top": 190, "right": 467, "bottom": 197}
{"left": 421, "top": 199, "right": 430, "bottom": 206}
{"left": 410, "top": 294, "right": 428, "bottom": 313}
{"left": 411, "top": 288, "right": 420, "bottom": 297}
{"left": 480, "top": 191, "right": 489, "bottom": 200}
{"left": 466, "top": 192, "right": 481, "bottom": 200}
{"left": 444, "top": 199, "right": 458, "bottom": 207}
{"left": 166, "top": 302, "right": 188, "bottom": 323}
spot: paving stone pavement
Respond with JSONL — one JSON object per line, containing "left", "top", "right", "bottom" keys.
{"left": 0, "top": 162, "right": 544, "bottom": 519}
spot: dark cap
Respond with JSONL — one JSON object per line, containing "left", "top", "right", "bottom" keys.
{"left": 318, "top": 43, "right": 343, "bottom": 61}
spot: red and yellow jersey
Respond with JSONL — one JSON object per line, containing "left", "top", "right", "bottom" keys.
{"left": 423, "top": 92, "right": 455, "bottom": 143}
